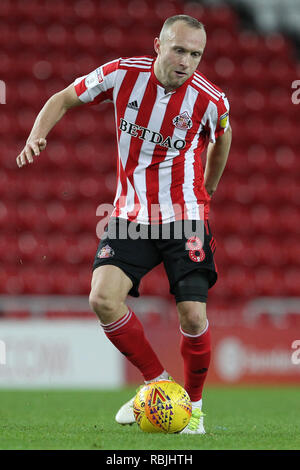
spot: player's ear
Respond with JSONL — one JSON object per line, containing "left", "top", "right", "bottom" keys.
{"left": 154, "top": 37, "right": 160, "bottom": 55}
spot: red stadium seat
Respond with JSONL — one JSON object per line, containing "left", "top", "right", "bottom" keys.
{"left": 139, "top": 267, "right": 171, "bottom": 297}
{"left": 264, "top": 33, "right": 293, "bottom": 60}
{"left": 46, "top": 234, "right": 70, "bottom": 263}
{"left": 17, "top": 232, "right": 49, "bottom": 263}
{"left": 283, "top": 268, "right": 300, "bottom": 296}
{"left": 223, "top": 236, "right": 258, "bottom": 267}
{"left": 46, "top": 141, "right": 71, "bottom": 169}
{"left": 282, "top": 237, "right": 300, "bottom": 266}
{"left": 275, "top": 147, "right": 298, "bottom": 173}
{"left": 76, "top": 202, "right": 100, "bottom": 232}
{"left": 17, "top": 200, "right": 43, "bottom": 231}
{"left": 252, "top": 237, "right": 285, "bottom": 268}
{"left": 20, "top": 266, "right": 56, "bottom": 294}
{"left": 208, "top": 5, "right": 239, "bottom": 29}
{"left": 45, "top": 233, "right": 95, "bottom": 265}
{"left": 209, "top": 29, "right": 238, "bottom": 57}
{"left": 246, "top": 144, "right": 270, "bottom": 174}
{"left": 49, "top": 266, "right": 87, "bottom": 295}
{"left": 249, "top": 205, "right": 277, "bottom": 236}
{"left": 278, "top": 206, "right": 300, "bottom": 234}
{"left": 0, "top": 171, "right": 11, "bottom": 199}
{"left": 214, "top": 204, "right": 253, "bottom": 237}
{"left": 0, "top": 22, "right": 15, "bottom": 50}
{"left": 17, "top": 173, "right": 50, "bottom": 200}
{"left": 254, "top": 268, "right": 285, "bottom": 297}
{"left": 0, "top": 51, "right": 13, "bottom": 79}
{"left": 218, "top": 266, "right": 256, "bottom": 299}
{"left": 0, "top": 201, "right": 18, "bottom": 231}
{"left": 1, "top": 268, "right": 25, "bottom": 295}
{"left": 0, "top": 234, "right": 19, "bottom": 264}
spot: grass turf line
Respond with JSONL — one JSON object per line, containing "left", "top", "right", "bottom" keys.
{"left": 0, "top": 386, "right": 299, "bottom": 450}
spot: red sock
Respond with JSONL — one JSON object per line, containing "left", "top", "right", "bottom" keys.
{"left": 101, "top": 309, "right": 164, "bottom": 382}
{"left": 180, "top": 322, "right": 211, "bottom": 402}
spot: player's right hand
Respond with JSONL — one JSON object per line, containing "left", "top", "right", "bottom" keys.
{"left": 16, "top": 138, "right": 47, "bottom": 167}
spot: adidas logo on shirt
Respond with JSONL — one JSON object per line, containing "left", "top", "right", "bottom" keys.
{"left": 127, "top": 100, "right": 139, "bottom": 110}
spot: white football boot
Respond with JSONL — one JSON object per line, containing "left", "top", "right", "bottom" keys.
{"left": 115, "top": 390, "right": 139, "bottom": 425}
{"left": 115, "top": 374, "right": 173, "bottom": 425}
{"left": 180, "top": 408, "right": 206, "bottom": 434}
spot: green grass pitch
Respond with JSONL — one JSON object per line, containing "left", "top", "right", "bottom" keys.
{"left": 0, "top": 386, "right": 299, "bottom": 450}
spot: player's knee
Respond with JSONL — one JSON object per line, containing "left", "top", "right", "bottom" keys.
{"left": 178, "top": 303, "right": 207, "bottom": 335}
{"left": 89, "top": 291, "right": 120, "bottom": 323}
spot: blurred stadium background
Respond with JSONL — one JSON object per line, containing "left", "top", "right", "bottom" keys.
{"left": 0, "top": 0, "right": 299, "bottom": 388}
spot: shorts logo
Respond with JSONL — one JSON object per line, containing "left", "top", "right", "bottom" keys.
{"left": 98, "top": 244, "right": 115, "bottom": 259}
{"left": 186, "top": 236, "right": 205, "bottom": 263}
{"left": 172, "top": 111, "right": 193, "bottom": 130}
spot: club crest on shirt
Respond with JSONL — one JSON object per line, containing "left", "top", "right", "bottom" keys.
{"left": 97, "top": 244, "right": 115, "bottom": 259}
{"left": 172, "top": 111, "right": 193, "bottom": 130}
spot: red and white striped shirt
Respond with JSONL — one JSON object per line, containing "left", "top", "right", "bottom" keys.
{"left": 74, "top": 56, "right": 230, "bottom": 224}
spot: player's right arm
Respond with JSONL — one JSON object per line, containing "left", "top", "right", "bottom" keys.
{"left": 16, "top": 84, "right": 82, "bottom": 167}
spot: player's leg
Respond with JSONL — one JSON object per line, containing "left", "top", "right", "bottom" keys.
{"left": 89, "top": 264, "right": 132, "bottom": 323}
{"left": 159, "top": 220, "right": 217, "bottom": 434}
{"left": 177, "top": 300, "right": 210, "bottom": 404}
{"left": 174, "top": 272, "right": 211, "bottom": 434}
{"left": 89, "top": 264, "right": 165, "bottom": 383}
{"left": 90, "top": 264, "right": 170, "bottom": 425}
{"left": 92, "top": 218, "right": 171, "bottom": 424}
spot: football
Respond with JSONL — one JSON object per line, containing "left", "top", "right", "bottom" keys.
{"left": 133, "top": 380, "right": 192, "bottom": 433}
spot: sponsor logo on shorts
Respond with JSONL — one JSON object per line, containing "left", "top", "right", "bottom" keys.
{"left": 98, "top": 244, "right": 115, "bottom": 259}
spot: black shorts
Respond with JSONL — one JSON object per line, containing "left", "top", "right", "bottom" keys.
{"left": 92, "top": 217, "right": 218, "bottom": 302}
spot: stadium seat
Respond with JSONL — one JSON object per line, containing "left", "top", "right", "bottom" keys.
{"left": 2, "top": 268, "right": 26, "bottom": 295}
{"left": 0, "top": 51, "right": 13, "bottom": 79}
{"left": 283, "top": 268, "right": 300, "bottom": 296}
{"left": 282, "top": 237, "right": 300, "bottom": 266}
{"left": 139, "top": 267, "right": 172, "bottom": 297}
{"left": 219, "top": 266, "right": 256, "bottom": 299}
{"left": 254, "top": 267, "right": 285, "bottom": 296}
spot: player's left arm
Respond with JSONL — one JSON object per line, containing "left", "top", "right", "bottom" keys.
{"left": 204, "top": 124, "right": 232, "bottom": 197}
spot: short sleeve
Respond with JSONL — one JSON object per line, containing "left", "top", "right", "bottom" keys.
{"left": 205, "top": 92, "right": 230, "bottom": 144}
{"left": 214, "top": 93, "right": 230, "bottom": 139}
{"left": 73, "top": 58, "right": 120, "bottom": 105}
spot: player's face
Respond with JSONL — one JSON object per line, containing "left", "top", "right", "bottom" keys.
{"left": 154, "top": 22, "right": 206, "bottom": 92}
